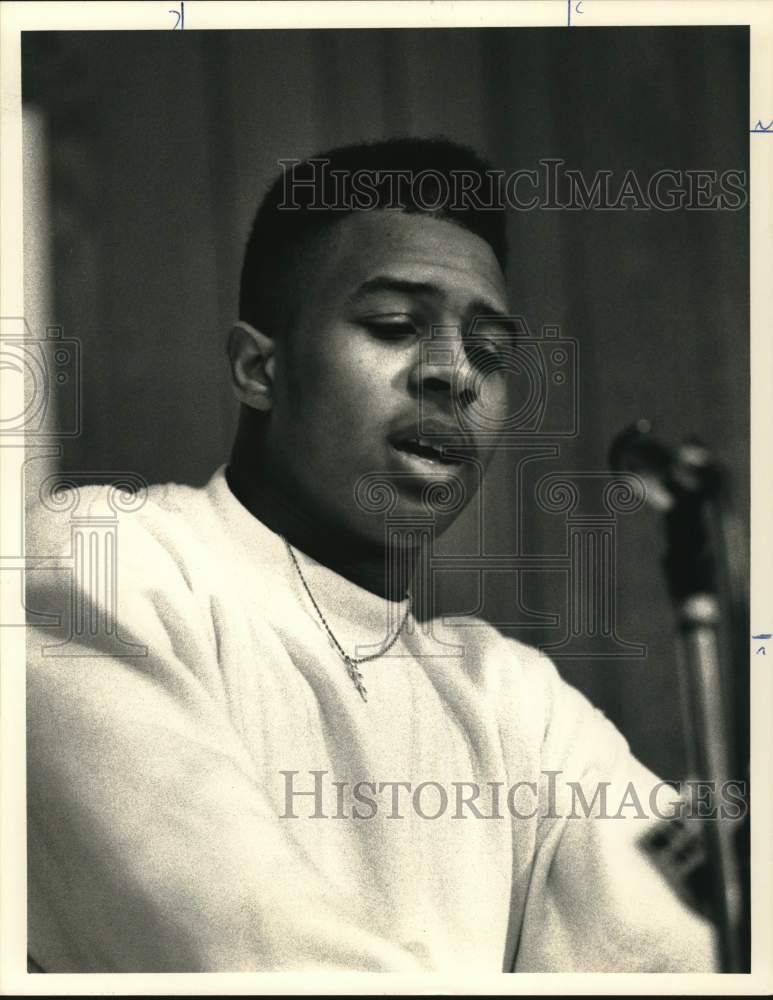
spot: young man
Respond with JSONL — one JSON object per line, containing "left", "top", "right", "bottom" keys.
{"left": 25, "top": 139, "right": 717, "bottom": 973}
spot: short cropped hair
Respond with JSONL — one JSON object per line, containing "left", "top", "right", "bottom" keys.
{"left": 238, "top": 137, "right": 508, "bottom": 338}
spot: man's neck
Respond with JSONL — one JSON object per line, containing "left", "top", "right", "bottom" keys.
{"left": 224, "top": 461, "right": 416, "bottom": 602}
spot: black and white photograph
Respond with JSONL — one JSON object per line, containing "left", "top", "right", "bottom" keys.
{"left": 1, "top": 0, "right": 771, "bottom": 992}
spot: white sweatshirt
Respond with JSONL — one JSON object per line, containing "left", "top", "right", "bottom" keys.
{"left": 25, "top": 465, "right": 717, "bottom": 973}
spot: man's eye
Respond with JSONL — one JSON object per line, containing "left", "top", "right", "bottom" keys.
{"left": 363, "top": 319, "right": 417, "bottom": 339}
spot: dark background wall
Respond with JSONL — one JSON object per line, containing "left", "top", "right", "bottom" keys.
{"left": 22, "top": 27, "right": 749, "bottom": 780}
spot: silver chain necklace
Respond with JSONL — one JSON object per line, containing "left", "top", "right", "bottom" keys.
{"left": 283, "top": 538, "right": 411, "bottom": 702}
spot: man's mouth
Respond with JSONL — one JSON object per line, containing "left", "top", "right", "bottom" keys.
{"left": 390, "top": 436, "right": 461, "bottom": 467}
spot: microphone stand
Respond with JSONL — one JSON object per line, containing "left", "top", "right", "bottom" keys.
{"left": 610, "top": 421, "right": 749, "bottom": 972}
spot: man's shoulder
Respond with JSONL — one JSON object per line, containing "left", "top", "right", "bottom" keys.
{"left": 26, "top": 473, "right": 217, "bottom": 560}
{"left": 439, "top": 612, "right": 557, "bottom": 684}
{"left": 432, "top": 612, "right": 562, "bottom": 716}
{"left": 24, "top": 471, "right": 231, "bottom": 628}
{"left": 24, "top": 472, "right": 233, "bottom": 676}
{"left": 438, "top": 614, "right": 629, "bottom": 760}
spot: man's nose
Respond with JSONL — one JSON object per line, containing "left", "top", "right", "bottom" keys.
{"left": 409, "top": 327, "right": 478, "bottom": 408}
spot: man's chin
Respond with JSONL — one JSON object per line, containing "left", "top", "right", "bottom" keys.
{"left": 351, "top": 467, "right": 471, "bottom": 526}
{"left": 346, "top": 498, "right": 466, "bottom": 554}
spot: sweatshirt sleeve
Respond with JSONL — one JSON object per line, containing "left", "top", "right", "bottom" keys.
{"left": 512, "top": 648, "right": 719, "bottom": 972}
{"left": 25, "top": 490, "right": 425, "bottom": 973}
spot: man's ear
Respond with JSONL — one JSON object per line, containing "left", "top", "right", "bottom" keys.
{"left": 227, "top": 320, "right": 276, "bottom": 412}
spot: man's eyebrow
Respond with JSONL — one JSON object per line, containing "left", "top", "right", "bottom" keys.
{"left": 348, "top": 276, "right": 442, "bottom": 303}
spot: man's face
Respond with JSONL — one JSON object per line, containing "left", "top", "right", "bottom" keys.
{"left": 264, "top": 209, "right": 511, "bottom": 544}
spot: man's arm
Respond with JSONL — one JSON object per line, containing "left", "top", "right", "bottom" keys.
{"left": 512, "top": 648, "right": 719, "bottom": 972}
